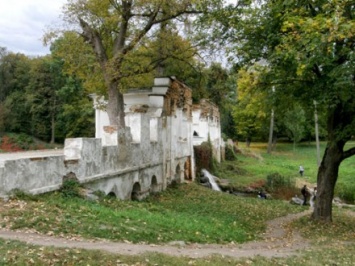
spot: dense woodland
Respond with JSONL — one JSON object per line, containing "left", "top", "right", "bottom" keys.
{"left": 1, "top": 0, "right": 355, "bottom": 221}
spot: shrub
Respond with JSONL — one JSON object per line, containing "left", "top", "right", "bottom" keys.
{"left": 0, "top": 135, "right": 22, "bottom": 152}
{"left": 266, "top": 173, "right": 293, "bottom": 190}
{"left": 6, "top": 133, "right": 34, "bottom": 150}
{"left": 265, "top": 173, "right": 298, "bottom": 200}
{"left": 60, "top": 179, "right": 82, "bottom": 198}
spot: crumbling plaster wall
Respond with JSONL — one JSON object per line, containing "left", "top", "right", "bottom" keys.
{"left": 0, "top": 156, "right": 65, "bottom": 196}
{"left": 0, "top": 76, "right": 221, "bottom": 200}
{"left": 86, "top": 76, "right": 195, "bottom": 198}
{"left": 192, "top": 99, "right": 222, "bottom": 162}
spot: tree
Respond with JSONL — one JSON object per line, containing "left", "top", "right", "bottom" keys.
{"left": 3, "top": 90, "right": 32, "bottom": 135}
{"left": 0, "top": 51, "right": 31, "bottom": 102}
{"left": 283, "top": 104, "right": 306, "bottom": 150}
{"left": 0, "top": 51, "right": 32, "bottom": 134}
{"left": 46, "top": 0, "right": 222, "bottom": 129}
{"left": 0, "top": 49, "right": 94, "bottom": 142}
{"left": 27, "top": 56, "right": 67, "bottom": 143}
{"left": 233, "top": 67, "right": 268, "bottom": 146}
{"left": 210, "top": 0, "right": 355, "bottom": 221}
{"left": 202, "top": 63, "right": 238, "bottom": 140}
{"left": 55, "top": 76, "right": 95, "bottom": 140}
{"left": 27, "top": 55, "right": 95, "bottom": 142}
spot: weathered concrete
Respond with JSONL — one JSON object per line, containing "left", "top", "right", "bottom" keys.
{"left": 0, "top": 77, "right": 222, "bottom": 200}
{"left": 0, "top": 151, "right": 65, "bottom": 196}
{"left": 192, "top": 99, "right": 222, "bottom": 162}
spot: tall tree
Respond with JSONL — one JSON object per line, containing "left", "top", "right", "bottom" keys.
{"left": 1, "top": 52, "right": 32, "bottom": 134}
{"left": 0, "top": 51, "right": 31, "bottom": 102}
{"left": 207, "top": 0, "right": 355, "bottom": 221}
{"left": 204, "top": 63, "right": 238, "bottom": 140}
{"left": 283, "top": 104, "right": 306, "bottom": 150}
{"left": 27, "top": 55, "right": 94, "bottom": 142}
{"left": 233, "top": 67, "right": 268, "bottom": 146}
{"left": 26, "top": 56, "right": 69, "bottom": 143}
{"left": 55, "top": 76, "right": 95, "bottom": 141}
{"left": 45, "top": 0, "right": 222, "bottom": 129}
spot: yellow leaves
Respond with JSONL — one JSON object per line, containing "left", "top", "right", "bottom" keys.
{"left": 237, "top": 67, "right": 263, "bottom": 100}
{"left": 325, "top": 18, "right": 333, "bottom": 28}
{"left": 296, "top": 64, "right": 306, "bottom": 77}
{"left": 281, "top": 21, "right": 294, "bottom": 32}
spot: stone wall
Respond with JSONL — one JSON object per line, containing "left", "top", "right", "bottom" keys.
{"left": 0, "top": 77, "right": 222, "bottom": 200}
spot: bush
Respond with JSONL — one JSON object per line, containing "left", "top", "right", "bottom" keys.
{"left": 60, "top": 179, "right": 82, "bottom": 198}
{"left": 7, "top": 133, "right": 34, "bottom": 150}
{"left": 266, "top": 173, "right": 294, "bottom": 190}
{"left": 265, "top": 173, "right": 298, "bottom": 200}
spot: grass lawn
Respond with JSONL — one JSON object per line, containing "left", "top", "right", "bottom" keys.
{"left": 215, "top": 141, "right": 355, "bottom": 202}
{"left": 1, "top": 183, "right": 303, "bottom": 245}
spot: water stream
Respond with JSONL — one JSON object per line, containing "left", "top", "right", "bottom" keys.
{"left": 201, "top": 169, "right": 221, "bottom": 191}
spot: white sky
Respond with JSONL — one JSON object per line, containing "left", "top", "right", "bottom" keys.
{"left": 0, "top": 0, "right": 67, "bottom": 56}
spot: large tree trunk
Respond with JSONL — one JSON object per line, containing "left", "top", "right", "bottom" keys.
{"left": 106, "top": 81, "right": 126, "bottom": 129}
{"left": 312, "top": 143, "right": 343, "bottom": 222}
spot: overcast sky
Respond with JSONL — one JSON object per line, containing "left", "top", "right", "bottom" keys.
{"left": 0, "top": 0, "right": 67, "bottom": 56}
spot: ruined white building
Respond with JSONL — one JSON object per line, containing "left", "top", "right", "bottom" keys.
{"left": 0, "top": 77, "right": 222, "bottom": 200}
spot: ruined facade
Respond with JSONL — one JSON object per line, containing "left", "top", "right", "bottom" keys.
{"left": 0, "top": 77, "right": 222, "bottom": 200}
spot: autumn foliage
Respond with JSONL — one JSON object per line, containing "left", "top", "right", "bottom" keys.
{"left": 0, "top": 134, "right": 47, "bottom": 152}
{"left": 0, "top": 135, "right": 23, "bottom": 152}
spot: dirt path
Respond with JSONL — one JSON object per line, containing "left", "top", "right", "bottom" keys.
{"left": 0, "top": 209, "right": 313, "bottom": 259}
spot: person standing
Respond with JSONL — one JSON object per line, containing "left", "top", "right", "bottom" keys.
{"left": 301, "top": 185, "right": 309, "bottom": 206}
{"left": 299, "top": 165, "right": 304, "bottom": 176}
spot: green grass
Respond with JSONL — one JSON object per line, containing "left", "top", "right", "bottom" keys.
{"left": 240, "top": 142, "right": 323, "bottom": 182}
{"left": 215, "top": 141, "right": 355, "bottom": 202}
{"left": 293, "top": 208, "right": 355, "bottom": 242}
{"left": 1, "top": 184, "right": 303, "bottom": 245}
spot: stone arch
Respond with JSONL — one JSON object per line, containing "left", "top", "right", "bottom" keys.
{"left": 107, "top": 191, "right": 117, "bottom": 198}
{"left": 150, "top": 175, "right": 159, "bottom": 193}
{"left": 131, "top": 182, "right": 141, "bottom": 201}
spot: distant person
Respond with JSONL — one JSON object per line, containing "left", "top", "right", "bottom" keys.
{"left": 301, "top": 185, "right": 309, "bottom": 206}
{"left": 299, "top": 165, "right": 304, "bottom": 177}
{"left": 258, "top": 191, "right": 267, "bottom": 199}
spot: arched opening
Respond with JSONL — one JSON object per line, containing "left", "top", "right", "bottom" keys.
{"left": 193, "top": 131, "right": 199, "bottom": 136}
{"left": 107, "top": 191, "right": 117, "bottom": 198}
{"left": 150, "top": 175, "right": 159, "bottom": 193}
{"left": 131, "top": 182, "right": 141, "bottom": 201}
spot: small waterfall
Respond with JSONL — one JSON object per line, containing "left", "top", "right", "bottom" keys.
{"left": 201, "top": 169, "right": 221, "bottom": 191}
